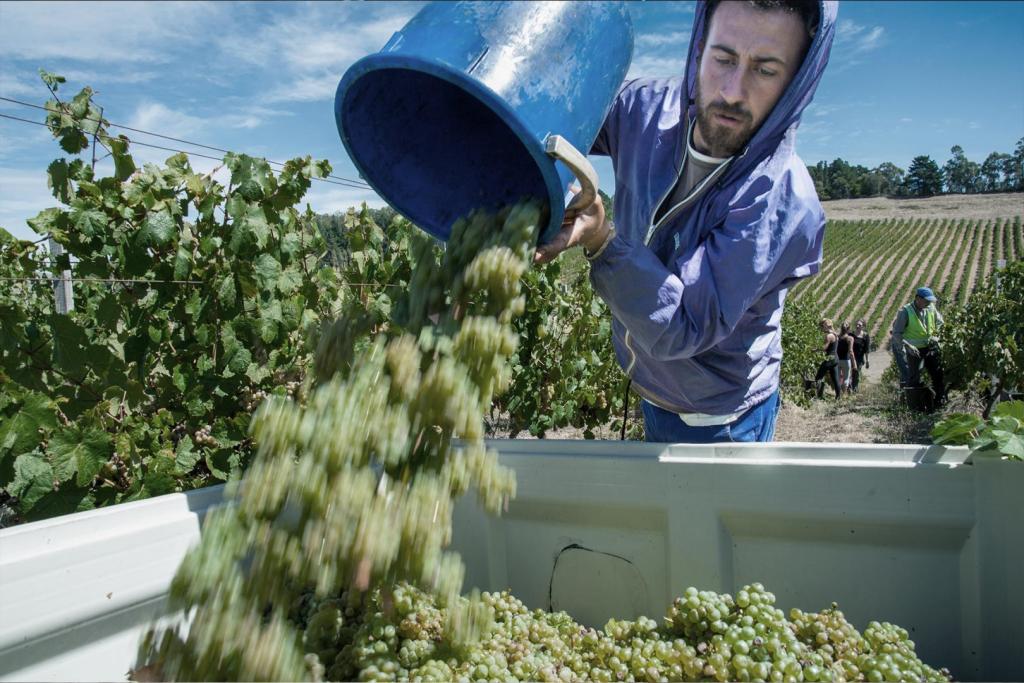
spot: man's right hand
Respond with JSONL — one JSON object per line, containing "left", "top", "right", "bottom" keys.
{"left": 534, "top": 190, "right": 608, "bottom": 265}
{"left": 906, "top": 346, "right": 920, "bottom": 359}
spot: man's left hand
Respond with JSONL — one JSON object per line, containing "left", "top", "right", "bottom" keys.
{"left": 534, "top": 189, "right": 609, "bottom": 265}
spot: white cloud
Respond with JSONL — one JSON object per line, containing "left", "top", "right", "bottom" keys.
{"left": 264, "top": 77, "right": 338, "bottom": 105}
{"left": 627, "top": 53, "right": 687, "bottom": 80}
{"left": 859, "top": 26, "right": 885, "bottom": 51}
{"left": 216, "top": 4, "right": 420, "bottom": 104}
{"left": 636, "top": 31, "right": 691, "bottom": 49}
{"left": 120, "top": 101, "right": 294, "bottom": 160}
{"left": 304, "top": 183, "right": 386, "bottom": 216}
{"left": 806, "top": 103, "right": 841, "bottom": 118}
{"left": 0, "top": 72, "right": 40, "bottom": 98}
{"left": 796, "top": 118, "right": 834, "bottom": 146}
{"left": 835, "top": 20, "right": 886, "bottom": 54}
{"left": 663, "top": 3, "right": 695, "bottom": 15}
{"left": 0, "top": 124, "right": 53, "bottom": 162}
{"left": 0, "top": 1, "right": 227, "bottom": 64}
{"left": 129, "top": 102, "right": 207, "bottom": 140}
{"left": 60, "top": 69, "right": 159, "bottom": 88}
{"left": 0, "top": 166, "right": 55, "bottom": 240}
{"left": 900, "top": 117, "right": 913, "bottom": 123}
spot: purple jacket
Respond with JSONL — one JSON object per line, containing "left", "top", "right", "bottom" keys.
{"left": 589, "top": 0, "right": 838, "bottom": 415}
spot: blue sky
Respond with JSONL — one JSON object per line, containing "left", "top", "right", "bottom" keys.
{"left": 1, "top": 1, "right": 1022, "bottom": 241}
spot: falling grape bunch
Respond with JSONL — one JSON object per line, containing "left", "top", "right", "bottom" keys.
{"left": 137, "top": 201, "right": 950, "bottom": 682}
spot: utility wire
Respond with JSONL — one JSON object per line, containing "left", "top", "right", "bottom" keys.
{"left": 1, "top": 276, "right": 202, "bottom": 285}
{"left": 1, "top": 275, "right": 407, "bottom": 289}
{"left": 0, "top": 97, "right": 374, "bottom": 191}
{"left": 1, "top": 112, "right": 367, "bottom": 191}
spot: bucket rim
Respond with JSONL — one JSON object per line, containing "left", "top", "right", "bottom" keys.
{"left": 334, "top": 52, "right": 566, "bottom": 244}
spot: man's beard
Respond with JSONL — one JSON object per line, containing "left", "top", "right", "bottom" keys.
{"left": 694, "top": 81, "right": 755, "bottom": 158}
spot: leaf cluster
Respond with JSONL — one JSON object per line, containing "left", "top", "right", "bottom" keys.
{"left": 779, "top": 296, "right": 824, "bottom": 407}
{"left": 0, "top": 75, "right": 342, "bottom": 522}
{"left": 499, "top": 254, "right": 635, "bottom": 438}
{"left": 931, "top": 400, "right": 1024, "bottom": 461}
{"left": 939, "top": 260, "right": 1024, "bottom": 411}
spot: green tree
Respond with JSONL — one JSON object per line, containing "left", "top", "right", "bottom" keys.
{"left": 808, "top": 161, "right": 830, "bottom": 200}
{"left": 827, "top": 158, "right": 857, "bottom": 199}
{"left": 942, "top": 145, "right": 980, "bottom": 194}
{"left": 903, "top": 155, "right": 944, "bottom": 197}
{"left": 1009, "top": 137, "right": 1024, "bottom": 191}
{"left": 872, "top": 162, "right": 905, "bottom": 196}
{"left": 980, "top": 152, "right": 1011, "bottom": 192}
{"left": 368, "top": 205, "right": 398, "bottom": 228}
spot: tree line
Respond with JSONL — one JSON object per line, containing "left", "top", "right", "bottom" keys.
{"left": 808, "top": 137, "right": 1024, "bottom": 200}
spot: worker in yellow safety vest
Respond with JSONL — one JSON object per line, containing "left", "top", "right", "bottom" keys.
{"left": 890, "top": 286, "right": 945, "bottom": 404}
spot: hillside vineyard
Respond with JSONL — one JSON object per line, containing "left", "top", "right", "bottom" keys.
{"left": 791, "top": 216, "right": 1023, "bottom": 344}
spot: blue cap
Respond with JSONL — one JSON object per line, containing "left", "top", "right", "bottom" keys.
{"left": 916, "top": 287, "right": 936, "bottom": 302}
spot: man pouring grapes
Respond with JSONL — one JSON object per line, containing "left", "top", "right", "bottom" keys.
{"left": 535, "top": 0, "right": 837, "bottom": 442}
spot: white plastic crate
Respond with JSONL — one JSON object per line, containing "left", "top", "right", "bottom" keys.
{"left": 1, "top": 441, "right": 1020, "bottom": 681}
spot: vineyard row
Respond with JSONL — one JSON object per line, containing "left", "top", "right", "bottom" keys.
{"left": 791, "top": 215, "right": 1023, "bottom": 345}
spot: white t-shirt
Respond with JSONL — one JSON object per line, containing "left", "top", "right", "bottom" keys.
{"left": 653, "top": 122, "right": 742, "bottom": 427}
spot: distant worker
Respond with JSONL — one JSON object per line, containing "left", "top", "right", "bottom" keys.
{"left": 850, "top": 318, "right": 870, "bottom": 393}
{"left": 836, "top": 321, "right": 857, "bottom": 396}
{"left": 815, "top": 318, "right": 841, "bottom": 400}
{"left": 890, "top": 286, "right": 945, "bottom": 404}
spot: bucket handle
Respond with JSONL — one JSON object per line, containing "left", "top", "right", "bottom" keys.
{"left": 544, "top": 134, "right": 599, "bottom": 210}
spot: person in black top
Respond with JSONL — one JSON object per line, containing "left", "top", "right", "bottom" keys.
{"left": 815, "top": 318, "right": 841, "bottom": 400}
{"left": 851, "top": 319, "right": 870, "bottom": 393}
{"left": 836, "top": 321, "right": 857, "bottom": 396}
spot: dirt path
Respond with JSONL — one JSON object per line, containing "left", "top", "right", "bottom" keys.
{"left": 773, "top": 352, "right": 930, "bottom": 444}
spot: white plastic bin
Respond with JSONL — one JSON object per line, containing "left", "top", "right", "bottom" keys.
{"left": 0, "top": 441, "right": 1020, "bottom": 681}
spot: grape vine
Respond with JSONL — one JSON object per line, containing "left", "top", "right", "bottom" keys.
{"left": 937, "top": 260, "right": 1024, "bottom": 416}
{"left": 0, "top": 71, "right": 343, "bottom": 521}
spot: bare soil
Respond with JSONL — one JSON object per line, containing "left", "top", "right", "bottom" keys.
{"left": 774, "top": 358, "right": 905, "bottom": 443}
{"left": 821, "top": 192, "right": 1023, "bottom": 220}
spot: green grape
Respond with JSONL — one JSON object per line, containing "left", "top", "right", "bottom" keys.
{"left": 139, "top": 201, "right": 544, "bottom": 680}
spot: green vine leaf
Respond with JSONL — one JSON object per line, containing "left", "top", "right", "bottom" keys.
{"left": 109, "top": 136, "right": 137, "bottom": 182}
{"left": 39, "top": 69, "right": 66, "bottom": 90}
{"left": 50, "top": 424, "right": 113, "bottom": 486}
{"left": 138, "top": 209, "right": 176, "bottom": 247}
{"left": 9, "top": 454, "right": 54, "bottom": 509}
{"left": 47, "top": 159, "right": 75, "bottom": 204}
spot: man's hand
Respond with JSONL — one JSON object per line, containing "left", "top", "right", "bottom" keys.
{"left": 906, "top": 346, "right": 920, "bottom": 360}
{"left": 534, "top": 189, "right": 609, "bottom": 265}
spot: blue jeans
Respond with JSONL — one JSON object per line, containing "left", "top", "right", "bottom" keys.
{"left": 642, "top": 390, "right": 781, "bottom": 443}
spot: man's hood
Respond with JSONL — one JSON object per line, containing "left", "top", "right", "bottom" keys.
{"left": 684, "top": 0, "right": 838, "bottom": 176}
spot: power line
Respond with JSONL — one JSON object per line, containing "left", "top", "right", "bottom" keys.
{"left": 1, "top": 276, "right": 202, "bottom": 285}
{"left": 0, "top": 112, "right": 369, "bottom": 191}
{"left": 0, "top": 112, "right": 223, "bottom": 163}
{"left": 1, "top": 275, "right": 407, "bottom": 289}
{"left": 0, "top": 96, "right": 374, "bottom": 190}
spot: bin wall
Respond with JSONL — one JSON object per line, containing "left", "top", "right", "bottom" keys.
{"left": 1, "top": 442, "right": 1019, "bottom": 681}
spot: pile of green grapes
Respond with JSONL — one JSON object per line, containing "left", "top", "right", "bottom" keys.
{"left": 137, "top": 201, "right": 950, "bottom": 682}
{"left": 295, "top": 581, "right": 950, "bottom": 683}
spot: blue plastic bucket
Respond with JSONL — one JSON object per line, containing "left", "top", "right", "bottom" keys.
{"left": 334, "top": 1, "right": 633, "bottom": 244}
